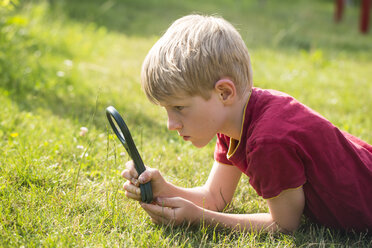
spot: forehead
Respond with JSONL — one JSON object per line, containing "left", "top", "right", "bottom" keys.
{"left": 158, "top": 95, "right": 191, "bottom": 107}
{"left": 159, "top": 93, "right": 214, "bottom": 109}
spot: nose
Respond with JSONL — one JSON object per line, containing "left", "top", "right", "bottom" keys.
{"left": 167, "top": 112, "right": 182, "bottom": 131}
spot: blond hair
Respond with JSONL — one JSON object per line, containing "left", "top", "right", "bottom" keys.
{"left": 141, "top": 14, "right": 253, "bottom": 104}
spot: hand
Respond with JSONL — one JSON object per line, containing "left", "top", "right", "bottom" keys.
{"left": 121, "top": 161, "right": 169, "bottom": 201}
{"left": 140, "top": 197, "right": 202, "bottom": 226}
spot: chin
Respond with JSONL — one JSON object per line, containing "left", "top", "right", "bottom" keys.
{"left": 191, "top": 139, "right": 211, "bottom": 148}
{"left": 193, "top": 143, "right": 207, "bottom": 148}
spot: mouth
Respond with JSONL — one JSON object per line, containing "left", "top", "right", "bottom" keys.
{"left": 182, "top": 136, "right": 191, "bottom": 141}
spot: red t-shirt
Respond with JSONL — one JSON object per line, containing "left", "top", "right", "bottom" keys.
{"left": 214, "top": 88, "right": 372, "bottom": 232}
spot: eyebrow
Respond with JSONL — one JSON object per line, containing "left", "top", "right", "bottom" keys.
{"left": 159, "top": 98, "right": 190, "bottom": 107}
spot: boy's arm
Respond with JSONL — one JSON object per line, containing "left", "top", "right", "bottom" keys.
{"left": 122, "top": 161, "right": 242, "bottom": 211}
{"left": 141, "top": 186, "right": 305, "bottom": 233}
{"left": 165, "top": 161, "right": 242, "bottom": 211}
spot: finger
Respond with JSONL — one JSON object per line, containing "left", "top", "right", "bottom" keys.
{"left": 125, "top": 161, "right": 139, "bottom": 178}
{"left": 155, "top": 197, "right": 185, "bottom": 208}
{"left": 121, "top": 169, "right": 132, "bottom": 180}
{"left": 121, "top": 170, "right": 139, "bottom": 186}
{"left": 150, "top": 215, "right": 168, "bottom": 225}
{"left": 145, "top": 207, "right": 164, "bottom": 221}
{"left": 138, "top": 170, "right": 151, "bottom": 184}
{"left": 125, "top": 191, "right": 141, "bottom": 201}
{"left": 141, "top": 204, "right": 171, "bottom": 225}
{"left": 148, "top": 209, "right": 177, "bottom": 226}
{"left": 123, "top": 181, "right": 141, "bottom": 195}
{"left": 141, "top": 202, "right": 174, "bottom": 219}
{"left": 153, "top": 216, "right": 172, "bottom": 225}
{"left": 138, "top": 167, "right": 159, "bottom": 184}
{"left": 151, "top": 217, "right": 160, "bottom": 225}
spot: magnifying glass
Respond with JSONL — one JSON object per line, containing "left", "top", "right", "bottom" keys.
{"left": 106, "top": 106, "right": 153, "bottom": 203}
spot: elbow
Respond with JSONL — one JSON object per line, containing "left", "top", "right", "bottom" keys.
{"left": 206, "top": 188, "right": 232, "bottom": 212}
{"left": 281, "top": 222, "right": 300, "bottom": 234}
{"left": 275, "top": 219, "right": 301, "bottom": 234}
{"left": 213, "top": 201, "right": 230, "bottom": 212}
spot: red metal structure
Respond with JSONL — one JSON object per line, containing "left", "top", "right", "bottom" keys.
{"left": 335, "top": 0, "right": 345, "bottom": 22}
{"left": 335, "top": 0, "right": 371, "bottom": 34}
{"left": 360, "top": 0, "right": 371, "bottom": 33}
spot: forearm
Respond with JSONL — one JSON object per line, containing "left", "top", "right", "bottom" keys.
{"left": 162, "top": 182, "right": 223, "bottom": 211}
{"left": 197, "top": 209, "right": 280, "bottom": 233}
{"left": 159, "top": 162, "right": 241, "bottom": 211}
{"left": 195, "top": 187, "right": 306, "bottom": 233}
{"left": 140, "top": 196, "right": 288, "bottom": 233}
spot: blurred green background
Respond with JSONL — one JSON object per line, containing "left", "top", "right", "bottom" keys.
{"left": 1, "top": 0, "right": 371, "bottom": 247}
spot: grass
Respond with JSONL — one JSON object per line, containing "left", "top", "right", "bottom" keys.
{"left": 1, "top": 0, "right": 372, "bottom": 246}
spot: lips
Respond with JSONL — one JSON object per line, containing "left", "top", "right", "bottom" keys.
{"left": 182, "top": 136, "right": 191, "bottom": 141}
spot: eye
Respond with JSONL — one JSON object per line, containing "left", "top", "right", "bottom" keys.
{"left": 173, "top": 106, "right": 185, "bottom": 111}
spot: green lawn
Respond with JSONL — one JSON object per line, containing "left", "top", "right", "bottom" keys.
{"left": 1, "top": 0, "right": 372, "bottom": 246}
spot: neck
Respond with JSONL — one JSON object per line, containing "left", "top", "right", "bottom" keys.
{"left": 221, "top": 89, "right": 252, "bottom": 140}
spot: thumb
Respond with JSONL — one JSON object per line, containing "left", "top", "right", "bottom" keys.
{"left": 156, "top": 197, "right": 185, "bottom": 208}
{"left": 138, "top": 167, "right": 159, "bottom": 184}
{"left": 138, "top": 169, "right": 152, "bottom": 184}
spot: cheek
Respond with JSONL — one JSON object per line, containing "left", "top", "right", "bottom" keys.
{"left": 193, "top": 113, "right": 214, "bottom": 129}
{"left": 201, "top": 108, "right": 223, "bottom": 129}
{"left": 193, "top": 114, "right": 221, "bottom": 137}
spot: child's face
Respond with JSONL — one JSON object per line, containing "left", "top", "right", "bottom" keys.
{"left": 160, "top": 91, "right": 226, "bottom": 148}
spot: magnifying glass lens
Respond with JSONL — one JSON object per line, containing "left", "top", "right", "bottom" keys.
{"left": 110, "top": 115, "right": 125, "bottom": 140}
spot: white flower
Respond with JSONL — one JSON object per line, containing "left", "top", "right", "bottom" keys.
{"left": 80, "top": 152, "right": 88, "bottom": 158}
{"left": 64, "top": 59, "right": 73, "bottom": 67}
{"left": 57, "top": 71, "right": 65, "bottom": 77}
{"left": 79, "top": 127, "right": 88, "bottom": 136}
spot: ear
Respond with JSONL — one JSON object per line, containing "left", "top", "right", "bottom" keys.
{"left": 214, "top": 78, "right": 237, "bottom": 104}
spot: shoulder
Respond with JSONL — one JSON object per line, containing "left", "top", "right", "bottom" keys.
{"left": 252, "top": 87, "right": 294, "bottom": 102}
{"left": 245, "top": 89, "right": 299, "bottom": 138}
{"left": 251, "top": 88, "right": 308, "bottom": 117}
{"left": 251, "top": 88, "right": 327, "bottom": 129}
{"left": 248, "top": 88, "right": 307, "bottom": 125}
{"left": 245, "top": 88, "right": 335, "bottom": 151}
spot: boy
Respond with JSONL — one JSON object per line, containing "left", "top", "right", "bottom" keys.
{"left": 122, "top": 14, "right": 372, "bottom": 233}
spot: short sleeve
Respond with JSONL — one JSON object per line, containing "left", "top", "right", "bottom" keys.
{"left": 214, "top": 133, "right": 233, "bottom": 165}
{"left": 246, "top": 141, "right": 306, "bottom": 199}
